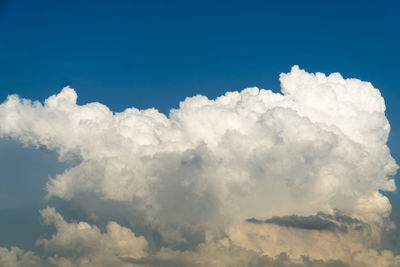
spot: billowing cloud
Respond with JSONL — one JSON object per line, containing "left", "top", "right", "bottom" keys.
{"left": 0, "top": 247, "right": 44, "bottom": 267}
{"left": 36, "top": 207, "right": 147, "bottom": 267}
{"left": 0, "top": 66, "right": 398, "bottom": 266}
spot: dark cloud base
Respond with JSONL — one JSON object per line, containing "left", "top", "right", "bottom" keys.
{"left": 247, "top": 210, "right": 365, "bottom": 233}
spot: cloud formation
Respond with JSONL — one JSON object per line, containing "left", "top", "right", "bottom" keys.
{"left": 247, "top": 210, "right": 365, "bottom": 232}
{"left": 0, "top": 66, "right": 398, "bottom": 266}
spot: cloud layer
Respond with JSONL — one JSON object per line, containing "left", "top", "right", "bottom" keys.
{"left": 0, "top": 66, "right": 398, "bottom": 266}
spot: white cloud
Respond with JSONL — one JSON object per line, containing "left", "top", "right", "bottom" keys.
{"left": 0, "top": 247, "right": 44, "bottom": 267}
{"left": 0, "top": 66, "right": 398, "bottom": 266}
{"left": 37, "top": 207, "right": 148, "bottom": 267}
{"left": 3, "top": 211, "right": 399, "bottom": 267}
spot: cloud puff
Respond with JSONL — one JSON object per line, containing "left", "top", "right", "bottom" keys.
{"left": 0, "top": 247, "right": 44, "bottom": 267}
{"left": 36, "top": 207, "right": 148, "bottom": 267}
{"left": 0, "top": 66, "right": 398, "bottom": 266}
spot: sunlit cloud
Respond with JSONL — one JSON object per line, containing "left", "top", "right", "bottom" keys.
{"left": 0, "top": 66, "right": 398, "bottom": 266}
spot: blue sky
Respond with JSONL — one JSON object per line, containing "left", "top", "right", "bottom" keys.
{"left": 1, "top": 0, "right": 400, "bottom": 258}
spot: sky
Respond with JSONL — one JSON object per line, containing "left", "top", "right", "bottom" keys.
{"left": 0, "top": 0, "right": 400, "bottom": 266}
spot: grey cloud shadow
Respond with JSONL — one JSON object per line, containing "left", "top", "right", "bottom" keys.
{"left": 246, "top": 210, "right": 366, "bottom": 233}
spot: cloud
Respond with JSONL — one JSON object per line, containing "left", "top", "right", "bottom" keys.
{"left": 246, "top": 210, "right": 365, "bottom": 232}
{"left": 0, "top": 207, "right": 355, "bottom": 267}
{"left": 226, "top": 216, "right": 400, "bottom": 266}
{"left": 0, "top": 247, "right": 45, "bottom": 267}
{"left": 0, "top": 66, "right": 398, "bottom": 266}
{"left": 253, "top": 214, "right": 346, "bottom": 232}
{"left": 34, "top": 207, "right": 147, "bottom": 267}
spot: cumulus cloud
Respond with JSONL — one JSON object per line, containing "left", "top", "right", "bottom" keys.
{"left": 0, "top": 66, "right": 398, "bottom": 266}
{"left": 0, "top": 247, "right": 44, "bottom": 267}
{"left": 36, "top": 207, "right": 147, "bottom": 267}
{"left": 227, "top": 216, "right": 399, "bottom": 266}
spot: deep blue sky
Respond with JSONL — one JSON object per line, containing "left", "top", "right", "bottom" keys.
{"left": 0, "top": 0, "right": 400, "bottom": 249}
